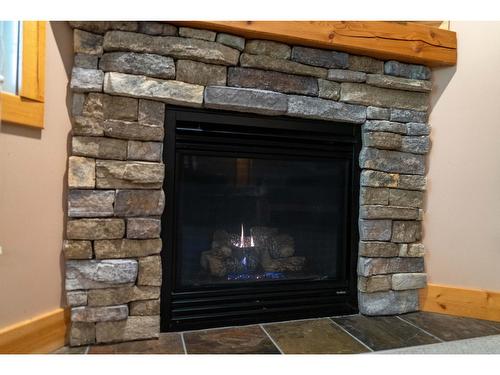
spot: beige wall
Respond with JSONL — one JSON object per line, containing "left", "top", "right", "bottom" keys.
{"left": 0, "top": 22, "right": 73, "bottom": 328}
{"left": 426, "top": 21, "right": 500, "bottom": 291}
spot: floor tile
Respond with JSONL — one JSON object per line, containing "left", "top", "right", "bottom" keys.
{"left": 263, "top": 318, "right": 370, "bottom": 354}
{"left": 183, "top": 325, "right": 280, "bottom": 354}
{"left": 88, "top": 333, "right": 184, "bottom": 354}
{"left": 331, "top": 315, "right": 439, "bottom": 351}
{"left": 52, "top": 345, "right": 88, "bottom": 354}
{"left": 399, "top": 312, "right": 500, "bottom": 341}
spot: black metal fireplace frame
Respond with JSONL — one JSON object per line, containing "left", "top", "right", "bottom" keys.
{"left": 161, "top": 106, "right": 361, "bottom": 332}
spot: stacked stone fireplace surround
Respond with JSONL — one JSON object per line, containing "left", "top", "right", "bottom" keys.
{"left": 65, "top": 21, "right": 431, "bottom": 346}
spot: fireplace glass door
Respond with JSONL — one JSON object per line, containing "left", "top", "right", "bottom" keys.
{"left": 176, "top": 153, "right": 349, "bottom": 288}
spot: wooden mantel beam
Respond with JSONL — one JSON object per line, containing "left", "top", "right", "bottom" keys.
{"left": 171, "top": 21, "right": 457, "bottom": 67}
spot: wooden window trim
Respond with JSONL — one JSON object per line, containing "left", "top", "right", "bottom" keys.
{"left": 1, "top": 21, "right": 46, "bottom": 129}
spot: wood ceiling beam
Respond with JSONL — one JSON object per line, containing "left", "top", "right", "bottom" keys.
{"left": 171, "top": 21, "right": 457, "bottom": 67}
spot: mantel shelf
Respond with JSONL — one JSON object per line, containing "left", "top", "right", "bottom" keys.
{"left": 170, "top": 21, "right": 457, "bottom": 67}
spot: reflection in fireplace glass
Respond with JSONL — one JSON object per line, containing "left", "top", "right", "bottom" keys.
{"left": 176, "top": 153, "right": 349, "bottom": 288}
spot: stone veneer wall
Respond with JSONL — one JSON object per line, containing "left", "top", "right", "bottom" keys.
{"left": 65, "top": 21, "right": 432, "bottom": 346}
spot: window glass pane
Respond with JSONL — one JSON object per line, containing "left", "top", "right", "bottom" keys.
{"left": 0, "top": 21, "right": 22, "bottom": 95}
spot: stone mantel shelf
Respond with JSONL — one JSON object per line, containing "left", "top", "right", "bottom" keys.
{"left": 170, "top": 21, "right": 457, "bottom": 67}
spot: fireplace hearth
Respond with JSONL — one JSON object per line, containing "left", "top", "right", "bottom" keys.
{"left": 161, "top": 107, "right": 361, "bottom": 331}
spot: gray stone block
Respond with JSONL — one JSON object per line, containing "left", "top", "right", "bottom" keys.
{"left": 176, "top": 59, "right": 227, "bottom": 86}
{"left": 398, "top": 174, "right": 427, "bottom": 191}
{"left": 68, "top": 21, "right": 138, "bottom": 34}
{"left": 70, "top": 322, "right": 96, "bottom": 346}
{"left": 74, "top": 54, "right": 99, "bottom": 69}
{"left": 384, "top": 60, "right": 431, "bottom": 80}
{"left": 358, "top": 275, "right": 391, "bottom": 292}
{"left": 72, "top": 116, "right": 104, "bottom": 137}
{"left": 74, "top": 29, "right": 103, "bottom": 55}
{"left": 359, "top": 290, "right": 419, "bottom": 315}
{"left": 245, "top": 40, "right": 291, "bottom": 59}
{"left": 228, "top": 67, "right": 318, "bottom": 96}
{"left": 65, "top": 259, "right": 137, "bottom": 290}
{"left": 66, "top": 219, "right": 125, "bottom": 240}
{"left": 407, "top": 122, "right": 430, "bottom": 136}
{"left": 103, "top": 120, "right": 164, "bottom": 142}
{"left": 100, "top": 52, "right": 176, "bottom": 80}
{"left": 72, "top": 93, "right": 86, "bottom": 116}
{"left": 70, "top": 67, "right": 104, "bottom": 93}
{"left": 96, "top": 160, "right": 164, "bottom": 189}
{"left": 392, "top": 221, "right": 422, "bottom": 243}
{"left": 179, "top": 27, "right": 216, "bottom": 41}
{"left": 366, "top": 106, "right": 390, "bottom": 120}
{"left": 367, "top": 74, "right": 432, "bottom": 93}
{"left": 127, "top": 141, "right": 162, "bottom": 162}
{"left": 399, "top": 243, "right": 425, "bottom": 257}
{"left": 363, "top": 120, "right": 407, "bottom": 134}
{"left": 359, "top": 219, "right": 392, "bottom": 241}
{"left": 291, "top": 46, "right": 348, "bottom": 68}
{"left": 205, "top": 86, "right": 288, "bottom": 116}
{"left": 359, "top": 187, "right": 389, "bottom": 205}
{"left": 401, "top": 136, "right": 431, "bottom": 154}
{"left": 138, "top": 22, "right": 177, "bottom": 36}
{"left": 114, "top": 190, "right": 165, "bottom": 217}
{"left": 287, "top": 95, "right": 366, "bottom": 124}
{"left": 103, "top": 31, "right": 240, "bottom": 66}
{"left": 127, "top": 218, "right": 161, "bottom": 239}
{"left": 340, "top": 82, "right": 429, "bottom": 112}
{"left": 138, "top": 256, "right": 162, "bottom": 286}
{"left": 348, "top": 55, "right": 383, "bottom": 73}
{"left": 240, "top": 53, "right": 327, "bottom": 78}
{"left": 129, "top": 299, "right": 161, "bottom": 316}
{"left": 94, "top": 239, "right": 162, "bottom": 258}
{"left": 138, "top": 100, "right": 165, "bottom": 127}
{"left": 362, "top": 132, "right": 402, "bottom": 150}
{"left": 389, "top": 189, "right": 424, "bottom": 208}
{"left": 360, "top": 205, "right": 419, "bottom": 220}
{"left": 67, "top": 291, "right": 88, "bottom": 307}
{"left": 71, "top": 305, "right": 129, "bottom": 322}
{"left": 327, "top": 69, "right": 366, "bottom": 83}
{"left": 390, "top": 108, "right": 427, "bottom": 123}
{"left": 63, "top": 240, "right": 93, "bottom": 260}
{"left": 88, "top": 286, "right": 160, "bottom": 307}
{"left": 360, "top": 147, "right": 425, "bottom": 175}
{"left": 103, "top": 72, "right": 204, "bottom": 108}
{"left": 68, "top": 190, "right": 115, "bottom": 218}
{"left": 392, "top": 273, "right": 427, "bottom": 290}
{"left": 72, "top": 136, "right": 128, "bottom": 160}
{"left": 96, "top": 316, "right": 160, "bottom": 344}
{"left": 102, "top": 95, "right": 138, "bottom": 121}
{"left": 360, "top": 170, "right": 399, "bottom": 188}
{"left": 82, "top": 93, "right": 104, "bottom": 119}
{"left": 358, "top": 241, "right": 399, "bottom": 257}
{"left": 216, "top": 33, "right": 245, "bottom": 51}
{"left": 68, "top": 156, "right": 95, "bottom": 189}
{"left": 358, "top": 257, "right": 424, "bottom": 276}
{"left": 318, "top": 79, "right": 340, "bottom": 100}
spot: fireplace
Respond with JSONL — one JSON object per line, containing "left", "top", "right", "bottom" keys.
{"left": 161, "top": 107, "right": 361, "bottom": 331}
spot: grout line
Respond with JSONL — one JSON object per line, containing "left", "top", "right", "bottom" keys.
{"left": 180, "top": 332, "right": 188, "bottom": 355}
{"left": 259, "top": 324, "right": 284, "bottom": 355}
{"left": 396, "top": 315, "right": 444, "bottom": 343}
{"left": 328, "top": 318, "right": 374, "bottom": 352}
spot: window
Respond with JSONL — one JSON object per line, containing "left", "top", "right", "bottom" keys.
{"left": 0, "top": 21, "right": 46, "bottom": 128}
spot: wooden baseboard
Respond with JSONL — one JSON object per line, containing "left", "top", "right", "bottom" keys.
{"left": 419, "top": 284, "right": 500, "bottom": 322}
{"left": 0, "top": 308, "right": 70, "bottom": 354}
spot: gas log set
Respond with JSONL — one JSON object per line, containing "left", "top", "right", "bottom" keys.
{"left": 200, "top": 225, "right": 306, "bottom": 281}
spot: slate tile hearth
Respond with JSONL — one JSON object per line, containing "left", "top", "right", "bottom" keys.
{"left": 53, "top": 312, "right": 500, "bottom": 354}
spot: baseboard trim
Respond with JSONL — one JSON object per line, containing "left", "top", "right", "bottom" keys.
{"left": 419, "top": 283, "right": 500, "bottom": 322}
{"left": 0, "top": 308, "right": 70, "bottom": 354}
